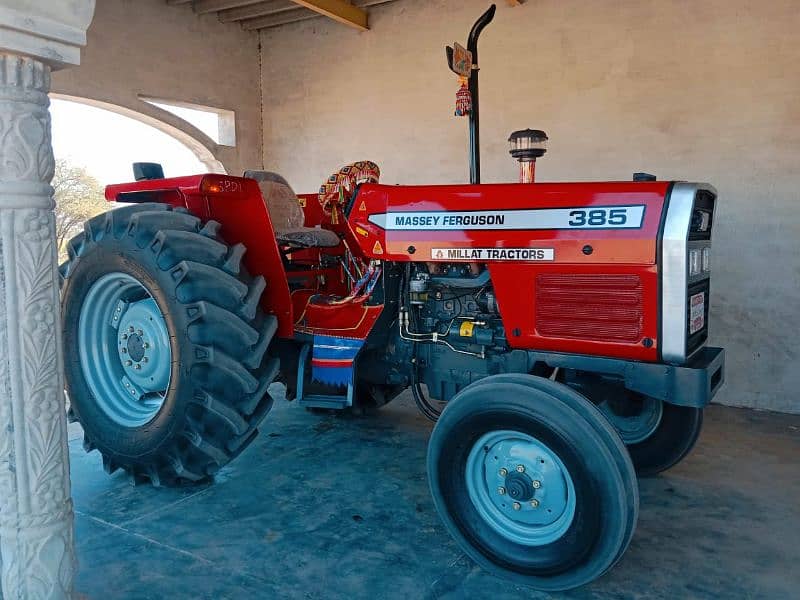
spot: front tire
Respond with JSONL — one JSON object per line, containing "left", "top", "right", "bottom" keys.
{"left": 427, "top": 374, "right": 638, "bottom": 591}
{"left": 61, "top": 203, "right": 279, "bottom": 486}
{"left": 597, "top": 394, "right": 703, "bottom": 477}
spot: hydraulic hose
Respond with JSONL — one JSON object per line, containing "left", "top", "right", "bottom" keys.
{"left": 401, "top": 264, "right": 444, "bottom": 422}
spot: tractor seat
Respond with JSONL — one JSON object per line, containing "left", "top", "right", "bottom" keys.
{"left": 243, "top": 170, "right": 340, "bottom": 249}
{"left": 275, "top": 227, "right": 340, "bottom": 248}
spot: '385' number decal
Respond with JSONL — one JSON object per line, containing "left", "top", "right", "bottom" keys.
{"left": 568, "top": 208, "right": 630, "bottom": 227}
{"left": 368, "top": 205, "right": 646, "bottom": 230}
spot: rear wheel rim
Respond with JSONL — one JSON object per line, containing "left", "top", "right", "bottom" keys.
{"left": 77, "top": 272, "right": 172, "bottom": 427}
{"left": 465, "top": 430, "right": 576, "bottom": 546}
{"left": 599, "top": 396, "right": 663, "bottom": 445}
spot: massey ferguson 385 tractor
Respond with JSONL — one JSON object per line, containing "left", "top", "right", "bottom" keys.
{"left": 60, "top": 5, "right": 724, "bottom": 591}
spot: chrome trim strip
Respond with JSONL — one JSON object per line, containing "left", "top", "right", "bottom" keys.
{"left": 660, "top": 182, "right": 717, "bottom": 364}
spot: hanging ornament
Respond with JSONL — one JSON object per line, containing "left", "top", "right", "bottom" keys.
{"left": 455, "top": 76, "right": 472, "bottom": 117}
{"left": 448, "top": 42, "right": 473, "bottom": 118}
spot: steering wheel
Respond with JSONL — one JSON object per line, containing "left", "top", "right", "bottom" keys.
{"left": 318, "top": 161, "right": 380, "bottom": 215}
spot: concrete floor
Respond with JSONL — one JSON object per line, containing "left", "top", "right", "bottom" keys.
{"left": 68, "top": 387, "right": 800, "bottom": 599}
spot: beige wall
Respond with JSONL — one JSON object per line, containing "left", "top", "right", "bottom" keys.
{"left": 262, "top": 0, "right": 800, "bottom": 413}
{"left": 52, "top": 0, "right": 263, "bottom": 175}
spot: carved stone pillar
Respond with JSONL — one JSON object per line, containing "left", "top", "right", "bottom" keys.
{"left": 0, "top": 52, "right": 75, "bottom": 600}
{"left": 0, "top": 3, "right": 96, "bottom": 599}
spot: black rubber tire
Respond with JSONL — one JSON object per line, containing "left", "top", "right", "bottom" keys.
{"left": 625, "top": 403, "right": 703, "bottom": 477}
{"left": 60, "top": 203, "right": 279, "bottom": 486}
{"left": 354, "top": 381, "right": 405, "bottom": 410}
{"left": 427, "top": 374, "right": 638, "bottom": 592}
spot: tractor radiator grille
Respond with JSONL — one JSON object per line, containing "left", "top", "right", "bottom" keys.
{"left": 535, "top": 274, "right": 644, "bottom": 343}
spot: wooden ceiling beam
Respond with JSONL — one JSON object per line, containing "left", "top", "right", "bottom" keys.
{"left": 241, "top": 7, "right": 317, "bottom": 29}
{"left": 240, "top": 0, "right": 394, "bottom": 29}
{"left": 219, "top": 0, "right": 296, "bottom": 23}
{"left": 193, "top": 0, "right": 264, "bottom": 15}
{"left": 288, "top": 0, "right": 368, "bottom": 31}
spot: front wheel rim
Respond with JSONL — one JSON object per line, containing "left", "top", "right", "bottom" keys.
{"left": 77, "top": 272, "right": 172, "bottom": 427}
{"left": 466, "top": 430, "right": 576, "bottom": 546}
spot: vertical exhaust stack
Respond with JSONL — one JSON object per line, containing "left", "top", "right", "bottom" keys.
{"left": 465, "top": 5, "right": 496, "bottom": 184}
{"left": 509, "top": 129, "right": 548, "bottom": 183}
{"left": 447, "top": 4, "right": 497, "bottom": 184}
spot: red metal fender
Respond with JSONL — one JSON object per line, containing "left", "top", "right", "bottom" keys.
{"left": 106, "top": 174, "right": 295, "bottom": 339}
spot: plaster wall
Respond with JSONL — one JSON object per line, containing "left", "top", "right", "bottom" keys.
{"left": 261, "top": 0, "right": 800, "bottom": 413}
{"left": 51, "top": 0, "right": 263, "bottom": 175}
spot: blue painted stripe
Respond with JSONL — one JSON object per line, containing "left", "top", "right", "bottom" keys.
{"left": 311, "top": 335, "right": 364, "bottom": 387}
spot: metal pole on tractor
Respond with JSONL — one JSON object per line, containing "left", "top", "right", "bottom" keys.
{"left": 446, "top": 4, "right": 496, "bottom": 183}
{"left": 466, "top": 4, "right": 496, "bottom": 184}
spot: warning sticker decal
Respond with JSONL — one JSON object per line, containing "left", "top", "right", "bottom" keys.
{"left": 431, "top": 247, "right": 554, "bottom": 261}
{"left": 689, "top": 292, "right": 705, "bottom": 334}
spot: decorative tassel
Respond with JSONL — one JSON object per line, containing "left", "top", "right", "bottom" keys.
{"left": 455, "top": 76, "right": 472, "bottom": 117}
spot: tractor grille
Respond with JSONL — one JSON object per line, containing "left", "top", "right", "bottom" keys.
{"left": 535, "top": 274, "right": 644, "bottom": 343}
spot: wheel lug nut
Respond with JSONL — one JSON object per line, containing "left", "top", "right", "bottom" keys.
{"left": 532, "top": 480, "right": 541, "bottom": 489}
{"left": 142, "top": 357, "right": 149, "bottom": 363}
{"left": 128, "top": 326, "right": 134, "bottom": 333}
{"left": 497, "top": 487, "right": 506, "bottom": 495}
{"left": 530, "top": 499, "right": 539, "bottom": 508}
{"left": 516, "top": 465, "right": 525, "bottom": 473}
{"left": 143, "top": 342, "right": 150, "bottom": 349}
{"left": 134, "top": 364, "right": 141, "bottom": 370}
{"left": 512, "top": 502, "right": 521, "bottom": 511}
{"left": 499, "top": 468, "right": 508, "bottom": 477}
{"left": 124, "top": 360, "right": 132, "bottom": 366}
{"left": 137, "top": 329, "right": 143, "bottom": 336}
{"left": 121, "top": 348, "right": 127, "bottom": 354}
{"left": 121, "top": 334, "right": 128, "bottom": 340}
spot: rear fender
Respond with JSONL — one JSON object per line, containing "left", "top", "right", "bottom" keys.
{"left": 106, "top": 174, "right": 294, "bottom": 338}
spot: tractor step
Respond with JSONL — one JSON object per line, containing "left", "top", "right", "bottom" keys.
{"left": 298, "top": 394, "right": 351, "bottom": 410}
{"left": 295, "top": 343, "right": 356, "bottom": 410}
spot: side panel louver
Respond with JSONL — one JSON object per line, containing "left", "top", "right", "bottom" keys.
{"left": 535, "top": 274, "right": 644, "bottom": 343}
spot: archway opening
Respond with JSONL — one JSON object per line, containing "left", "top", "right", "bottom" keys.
{"left": 49, "top": 97, "right": 215, "bottom": 258}
{"left": 50, "top": 97, "right": 213, "bottom": 184}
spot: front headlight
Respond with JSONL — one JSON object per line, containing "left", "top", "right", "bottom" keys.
{"left": 689, "top": 249, "right": 702, "bottom": 276}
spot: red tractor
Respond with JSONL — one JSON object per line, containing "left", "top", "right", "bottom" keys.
{"left": 60, "top": 5, "right": 724, "bottom": 591}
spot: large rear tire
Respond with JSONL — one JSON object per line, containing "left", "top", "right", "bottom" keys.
{"left": 61, "top": 203, "right": 279, "bottom": 486}
{"left": 427, "top": 374, "right": 638, "bottom": 591}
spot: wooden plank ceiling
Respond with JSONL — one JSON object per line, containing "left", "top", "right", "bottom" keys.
{"left": 166, "top": 0, "right": 400, "bottom": 31}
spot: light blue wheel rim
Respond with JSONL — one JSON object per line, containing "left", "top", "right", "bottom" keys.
{"left": 77, "top": 272, "right": 172, "bottom": 427}
{"left": 598, "top": 396, "right": 663, "bottom": 445}
{"left": 466, "top": 430, "right": 576, "bottom": 546}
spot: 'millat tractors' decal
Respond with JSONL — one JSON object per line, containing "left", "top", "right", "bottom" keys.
{"left": 431, "top": 247, "right": 554, "bottom": 261}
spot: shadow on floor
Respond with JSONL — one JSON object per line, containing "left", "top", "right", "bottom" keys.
{"left": 69, "top": 387, "right": 800, "bottom": 599}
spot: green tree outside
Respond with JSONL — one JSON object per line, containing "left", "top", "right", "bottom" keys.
{"left": 53, "top": 158, "right": 108, "bottom": 260}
